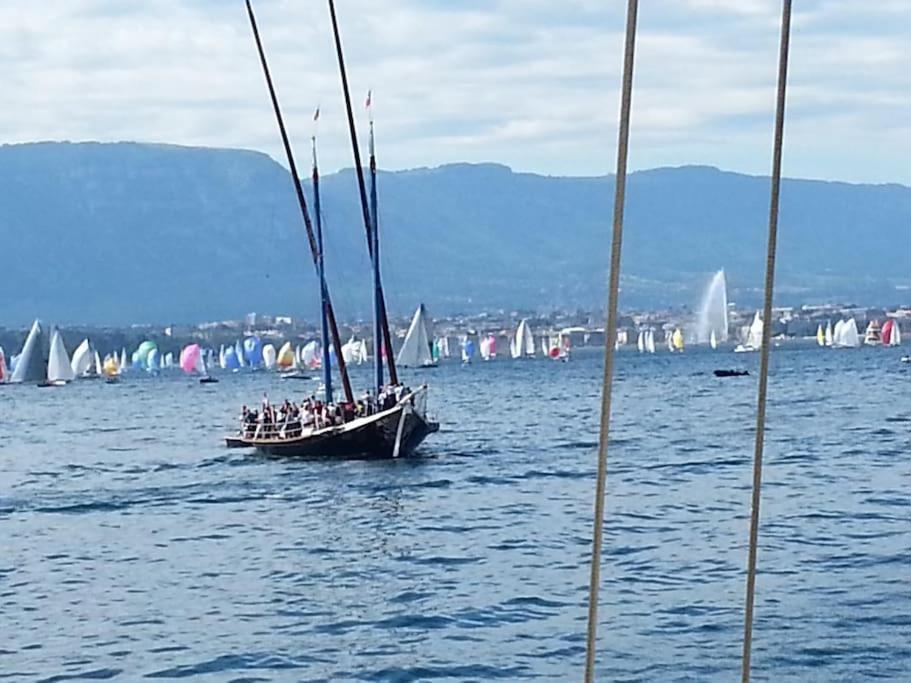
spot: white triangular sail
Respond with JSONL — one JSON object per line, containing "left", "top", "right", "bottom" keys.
{"left": 341, "top": 337, "right": 360, "bottom": 365}
{"left": 710, "top": 329, "right": 717, "bottom": 350}
{"left": 479, "top": 335, "right": 491, "bottom": 361}
{"left": 301, "top": 340, "right": 320, "bottom": 369}
{"left": 262, "top": 344, "right": 277, "bottom": 369}
{"left": 842, "top": 318, "right": 860, "bottom": 348}
{"left": 746, "top": 312, "right": 763, "bottom": 349}
{"left": 893, "top": 322, "right": 902, "bottom": 346}
{"left": 396, "top": 304, "right": 435, "bottom": 367}
{"left": 119, "top": 348, "right": 128, "bottom": 372}
{"left": 637, "top": 330, "right": 645, "bottom": 353}
{"left": 645, "top": 329, "right": 656, "bottom": 354}
{"left": 47, "top": 328, "right": 76, "bottom": 383}
{"left": 71, "top": 339, "right": 93, "bottom": 376}
{"left": 195, "top": 350, "right": 207, "bottom": 376}
{"left": 10, "top": 320, "right": 46, "bottom": 384}
{"left": 511, "top": 319, "right": 535, "bottom": 358}
{"left": 824, "top": 321, "right": 833, "bottom": 347}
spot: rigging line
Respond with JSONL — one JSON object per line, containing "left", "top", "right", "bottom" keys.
{"left": 741, "top": 1, "right": 792, "bottom": 681}
{"left": 244, "top": 0, "right": 353, "bottom": 404}
{"left": 583, "top": 1, "right": 638, "bottom": 681}
{"left": 326, "top": 0, "right": 399, "bottom": 386}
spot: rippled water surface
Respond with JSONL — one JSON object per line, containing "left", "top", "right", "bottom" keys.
{"left": 2, "top": 345, "right": 909, "bottom": 681}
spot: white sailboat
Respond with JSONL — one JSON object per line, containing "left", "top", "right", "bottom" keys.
{"left": 835, "top": 318, "right": 860, "bottom": 348}
{"left": 301, "top": 340, "right": 320, "bottom": 369}
{"left": 71, "top": 339, "right": 94, "bottom": 377}
{"left": 479, "top": 335, "right": 492, "bottom": 361}
{"left": 262, "top": 344, "right": 277, "bottom": 369}
{"left": 863, "top": 320, "right": 881, "bottom": 346}
{"left": 46, "top": 328, "right": 76, "bottom": 385}
{"left": 460, "top": 335, "right": 474, "bottom": 364}
{"left": 735, "top": 312, "right": 763, "bottom": 352}
{"left": 645, "top": 329, "right": 656, "bottom": 354}
{"left": 637, "top": 330, "right": 645, "bottom": 353}
{"left": 510, "top": 319, "right": 535, "bottom": 359}
{"left": 710, "top": 329, "right": 718, "bottom": 350}
{"left": 10, "top": 320, "right": 46, "bottom": 384}
{"left": 397, "top": 304, "right": 436, "bottom": 368}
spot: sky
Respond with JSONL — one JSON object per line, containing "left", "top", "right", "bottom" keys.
{"left": 1, "top": 1, "right": 910, "bottom": 184}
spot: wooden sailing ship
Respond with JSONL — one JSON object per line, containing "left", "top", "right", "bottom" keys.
{"left": 226, "top": 0, "right": 438, "bottom": 458}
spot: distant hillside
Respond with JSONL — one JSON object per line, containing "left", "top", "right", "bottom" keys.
{"left": 0, "top": 141, "right": 908, "bottom": 325}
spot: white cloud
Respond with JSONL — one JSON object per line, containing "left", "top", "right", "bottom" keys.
{"left": 0, "top": 0, "right": 909, "bottom": 184}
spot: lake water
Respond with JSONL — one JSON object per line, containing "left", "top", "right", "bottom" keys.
{"left": 1, "top": 345, "right": 909, "bottom": 681}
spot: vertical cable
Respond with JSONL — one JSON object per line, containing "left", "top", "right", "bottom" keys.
{"left": 584, "top": 1, "right": 638, "bottom": 680}
{"left": 741, "top": 2, "right": 792, "bottom": 680}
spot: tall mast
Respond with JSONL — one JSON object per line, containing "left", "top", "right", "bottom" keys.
{"left": 312, "top": 123, "right": 333, "bottom": 403}
{"left": 244, "top": 0, "right": 353, "bottom": 404}
{"left": 327, "top": 0, "right": 399, "bottom": 387}
{"left": 367, "top": 94, "right": 383, "bottom": 396}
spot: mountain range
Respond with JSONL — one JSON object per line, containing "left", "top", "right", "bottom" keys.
{"left": 0, "top": 141, "right": 908, "bottom": 326}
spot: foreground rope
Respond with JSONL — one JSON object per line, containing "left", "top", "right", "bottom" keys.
{"left": 584, "top": 1, "right": 639, "bottom": 680}
{"left": 741, "top": 2, "right": 793, "bottom": 681}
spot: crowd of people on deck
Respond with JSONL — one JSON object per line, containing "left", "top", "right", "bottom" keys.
{"left": 239, "top": 384, "right": 412, "bottom": 441}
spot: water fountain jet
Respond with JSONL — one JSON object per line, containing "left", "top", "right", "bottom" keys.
{"left": 696, "top": 269, "right": 728, "bottom": 344}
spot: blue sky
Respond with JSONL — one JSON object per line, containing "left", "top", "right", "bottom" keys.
{"left": 2, "top": 1, "right": 909, "bottom": 184}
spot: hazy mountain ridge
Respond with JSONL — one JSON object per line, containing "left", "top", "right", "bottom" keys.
{"left": 0, "top": 141, "right": 908, "bottom": 326}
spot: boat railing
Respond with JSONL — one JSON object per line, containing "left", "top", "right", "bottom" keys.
{"left": 239, "top": 385, "right": 430, "bottom": 444}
